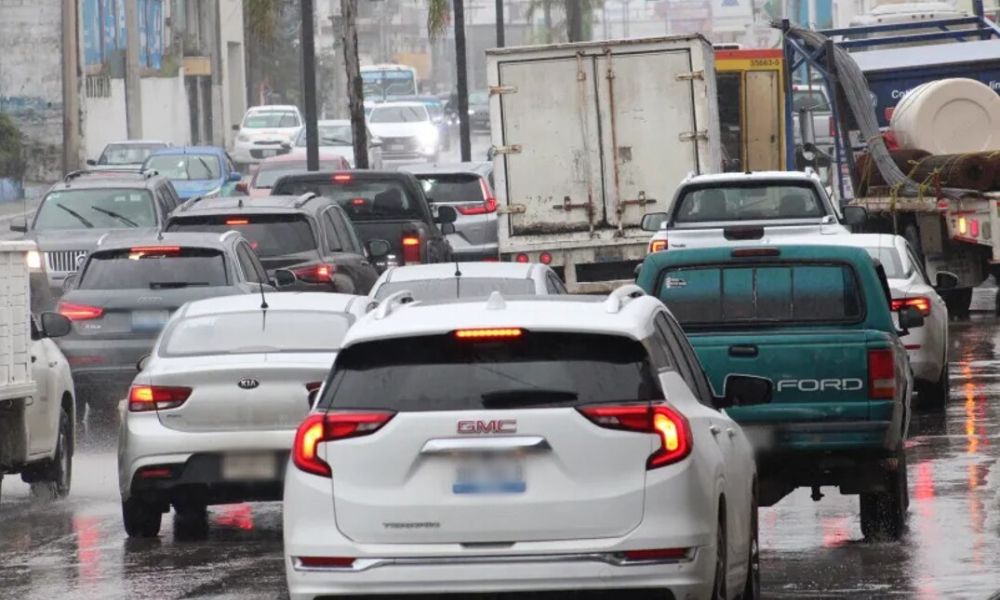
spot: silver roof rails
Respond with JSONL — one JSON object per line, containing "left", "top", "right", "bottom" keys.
{"left": 604, "top": 284, "right": 646, "bottom": 314}
{"left": 374, "top": 290, "right": 415, "bottom": 320}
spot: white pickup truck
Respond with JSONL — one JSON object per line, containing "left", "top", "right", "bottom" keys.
{"left": 641, "top": 171, "right": 867, "bottom": 252}
{"left": 0, "top": 241, "right": 76, "bottom": 503}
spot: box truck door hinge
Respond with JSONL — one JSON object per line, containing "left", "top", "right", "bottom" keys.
{"left": 552, "top": 196, "right": 594, "bottom": 216}
{"left": 492, "top": 145, "right": 522, "bottom": 155}
{"left": 621, "top": 191, "right": 656, "bottom": 206}
{"left": 676, "top": 71, "right": 704, "bottom": 81}
{"left": 498, "top": 204, "right": 527, "bottom": 215}
{"left": 679, "top": 130, "right": 709, "bottom": 142}
{"left": 489, "top": 85, "right": 517, "bottom": 95}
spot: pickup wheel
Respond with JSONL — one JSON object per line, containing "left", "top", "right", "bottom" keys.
{"left": 919, "top": 365, "right": 950, "bottom": 410}
{"left": 123, "top": 497, "right": 162, "bottom": 538}
{"left": 29, "top": 408, "right": 72, "bottom": 500}
{"left": 944, "top": 288, "right": 973, "bottom": 320}
{"left": 860, "top": 448, "right": 909, "bottom": 541}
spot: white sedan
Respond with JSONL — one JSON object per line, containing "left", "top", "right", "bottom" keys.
{"left": 368, "top": 262, "right": 567, "bottom": 302}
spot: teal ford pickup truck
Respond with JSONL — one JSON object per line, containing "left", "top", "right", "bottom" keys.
{"left": 637, "top": 245, "right": 920, "bottom": 540}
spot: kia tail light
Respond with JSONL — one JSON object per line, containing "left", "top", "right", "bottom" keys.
{"left": 578, "top": 403, "right": 691, "bottom": 469}
{"left": 128, "top": 385, "right": 192, "bottom": 412}
{"left": 890, "top": 296, "right": 931, "bottom": 317}
{"left": 292, "top": 263, "right": 335, "bottom": 284}
{"left": 58, "top": 302, "right": 104, "bottom": 321}
{"left": 456, "top": 177, "right": 498, "bottom": 215}
{"left": 292, "top": 411, "right": 395, "bottom": 477}
{"left": 867, "top": 349, "right": 896, "bottom": 400}
{"left": 401, "top": 235, "right": 421, "bottom": 265}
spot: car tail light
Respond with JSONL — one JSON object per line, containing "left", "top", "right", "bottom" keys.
{"left": 332, "top": 173, "right": 352, "bottom": 183}
{"left": 454, "top": 327, "right": 524, "bottom": 340}
{"left": 305, "top": 381, "right": 323, "bottom": 393}
{"left": 890, "top": 296, "right": 931, "bottom": 317}
{"left": 296, "top": 556, "right": 356, "bottom": 569}
{"left": 732, "top": 248, "right": 780, "bottom": 257}
{"left": 292, "top": 411, "right": 395, "bottom": 477}
{"left": 456, "top": 178, "right": 498, "bottom": 215}
{"left": 620, "top": 548, "right": 691, "bottom": 562}
{"left": 539, "top": 251, "right": 553, "bottom": 265}
{"left": 578, "top": 403, "right": 691, "bottom": 469}
{"left": 130, "top": 246, "right": 181, "bottom": 254}
{"left": 867, "top": 349, "right": 896, "bottom": 400}
{"left": 226, "top": 218, "right": 250, "bottom": 225}
{"left": 401, "top": 235, "right": 421, "bottom": 265}
{"left": 649, "top": 239, "right": 667, "bottom": 253}
{"left": 292, "top": 263, "right": 335, "bottom": 284}
{"left": 128, "top": 385, "right": 192, "bottom": 412}
{"left": 58, "top": 302, "right": 104, "bottom": 321}
{"left": 515, "top": 253, "right": 529, "bottom": 263}
{"left": 137, "top": 466, "right": 175, "bottom": 479}
{"left": 970, "top": 219, "right": 980, "bottom": 238}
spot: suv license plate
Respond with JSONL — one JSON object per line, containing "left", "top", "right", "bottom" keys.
{"left": 131, "top": 310, "right": 170, "bottom": 332}
{"left": 453, "top": 456, "right": 525, "bottom": 494}
{"left": 222, "top": 453, "right": 277, "bottom": 481}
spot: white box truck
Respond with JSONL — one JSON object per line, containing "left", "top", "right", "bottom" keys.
{"left": 486, "top": 35, "right": 722, "bottom": 292}
{"left": 0, "top": 241, "right": 76, "bottom": 503}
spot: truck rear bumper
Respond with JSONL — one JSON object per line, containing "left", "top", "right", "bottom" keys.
{"left": 500, "top": 240, "right": 646, "bottom": 294}
{"left": 744, "top": 420, "right": 896, "bottom": 454}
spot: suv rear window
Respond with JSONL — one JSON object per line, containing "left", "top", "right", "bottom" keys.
{"left": 658, "top": 262, "right": 863, "bottom": 327}
{"left": 167, "top": 214, "right": 317, "bottom": 257}
{"left": 274, "top": 179, "right": 421, "bottom": 220}
{"left": 319, "top": 332, "right": 659, "bottom": 412}
{"left": 254, "top": 160, "right": 347, "bottom": 189}
{"left": 673, "top": 182, "right": 825, "bottom": 224}
{"left": 416, "top": 174, "right": 484, "bottom": 204}
{"left": 161, "top": 310, "right": 350, "bottom": 357}
{"left": 34, "top": 189, "right": 157, "bottom": 230}
{"left": 79, "top": 247, "right": 229, "bottom": 289}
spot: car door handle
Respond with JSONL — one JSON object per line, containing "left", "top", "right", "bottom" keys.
{"left": 421, "top": 436, "right": 551, "bottom": 454}
{"left": 709, "top": 425, "right": 722, "bottom": 436}
{"left": 48, "top": 361, "right": 58, "bottom": 368}
{"left": 726, "top": 428, "right": 736, "bottom": 439}
{"left": 729, "top": 345, "right": 758, "bottom": 358}
{"left": 31, "top": 355, "right": 37, "bottom": 363}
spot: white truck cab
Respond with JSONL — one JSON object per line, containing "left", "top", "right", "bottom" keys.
{"left": 0, "top": 241, "right": 76, "bottom": 502}
{"left": 641, "top": 171, "right": 867, "bottom": 253}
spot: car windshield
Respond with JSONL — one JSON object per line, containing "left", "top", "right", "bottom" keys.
{"left": 243, "top": 111, "right": 300, "bottom": 128}
{"left": 167, "top": 214, "right": 317, "bottom": 257}
{"left": 296, "top": 124, "right": 353, "bottom": 147}
{"left": 374, "top": 278, "right": 535, "bottom": 301}
{"left": 274, "top": 179, "right": 421, "bottom": 220}
{"left": 253, "top": 160, "right": 346, "bottom": 188}
{"left": 318, "top": 332, "right": 659, "bottom": 411}
{"left": 673, "top": 182, "right": 826, "bottom": 224}
{"left": 34, "top": 189, "right": 156, "bottom": 230}
{"left": 369, "top": 105, "right": 428, "bottom": 123}
{"left": 161, "top": 310, "right": 350, "bottom": 356}
{"left": 657, "top": 262, "right": 864, "bottom": 328}
{"left": 144, "top": 154, "right": 221, "bottom": 181}
{"left": 79, "top": 247, "right": 229, "bottom": 289}
{"left": 98, "top": 143, "right": 165, "bottom": 165}
{"left": 864, "top": 246, "right": 904, "bottom": 278}
{"left": 417, "top": 174, "right": 484, "bottom": 204}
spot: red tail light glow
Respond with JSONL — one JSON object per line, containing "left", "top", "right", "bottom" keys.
{"left": 456, "top": 178, "right": 498, "bottom": 215}
{"left": 621, "top": 548, "right": 691, "bottom": 562}
{"left": 292, "top": 263, "right": 335, "bottom": 284}
{"left": 332, "top": 173, "right": 353, "bottom": 183}
{"left": 890, "top": 296, "right": 931, "bottom": 317}
{"left": 128, "top": 385, "right": 192, "bottom": 412}
{"left": 293, "top": 412, "right": 395, "bottom": 477}
{"left": 296, "top": 556, "right": 356, "bottom": 569}
{"left": 226, "top": 218, "right": 250, "bottom": 225}
{"left": 454, "top": 328, "right": 524, "bottom": 340}
{"left": 515, "top": 253, "right": 529, "bottom": 263}
{"left": 305, "top": 381, "right": 323, "bottom": 393}
{"left": 578, "top": 403, "right": 691, "bottom": 469}
{"left": 129, "top": 246, "right": 181, "bottom": 254}
{"left": 401, "top": 235, "right": 421, "bottom": 265}
{"left": 58, "top": 302, "right": 104, "bottom": 321}
{"left": 137, "top": 466, "right": 175, "bottom": 479}
{"left": 649, "top": 239, "right": 667, "bottom": 253}
{"left": 867, "top": 349, "right": 896, "bottom": 400}
{"left": 539, "top": 251, "right": 553, "bottom": 265}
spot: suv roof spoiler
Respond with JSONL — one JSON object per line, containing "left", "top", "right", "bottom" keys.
{"left": 373, "top": 290, "right": 415, "bottom": 320}
{"left": 64, "top": 168, "right": 159, "bottom": 182}
{"left": 604, "top": 284, "right": 646, "bottom": 314}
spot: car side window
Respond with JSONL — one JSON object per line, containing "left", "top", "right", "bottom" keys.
{"left": 235, "top": 243, "right": 262, "bottom": 283}
{"left": 321, "top": 210, "right": 343, "bottom": 251}
{"left": 545, "top": 273, "right": 567, "bottom": 294}
{"left": 330, "top": 208, "right": 360, "bottom": 253}
{"left": 656, "top": 312, "right": 715, "bottom": 406}
{"left": 905, "top": 244, "right": 929, "bottom": 284}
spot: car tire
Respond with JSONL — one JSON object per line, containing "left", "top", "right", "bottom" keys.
{"left": 711, "top": 507, "right": 727, "bottom": 600}
{"left": 944, "top": 287, "right": 972, "bottom": 320}
{"left": 29, "top": 408, "right": 72, "bottom": 500}
{"left": 919, "top": 364, "right": 949, "bottom": 410}
{"left": 860, "top": 448, "right": 908, "bottom": 541}
{"left": 174, "top": 503, "right": 209, "bottom": 541}
{"left": 740, "top": 491, "right": 760, "bottom": 600}
{"left": 123, "top": 497, "right": 163, "bottom": 538}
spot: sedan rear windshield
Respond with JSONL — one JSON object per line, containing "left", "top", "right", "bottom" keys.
{"left": 243, "top": 111, "right": 299, "bottom": 128}
{"left": 79, "top": 247, "right": 229, "bottom": 289}
{"left": 144, "top": 154, "right": 221, "bottom": 181}
{"left": 167, "top": 214, "right": 317, "bottom": 257}
{"left": 161, "top": 310, "right": 350, "bottom": 356}
{"left": 657, "top": 262, "right": 863, "bottom": 327}
{"left": 273, "top": 179, "right": 421, "bottom": 221}
{"left": 254, "top": 161, "right": 347, "bottom": 188}
{"left": 417, "top": 174, "right": 484, "bottom": 204}
{"left": 319, "top": 332, "right": 659, "bottom": 412}
{"left": 34, "top": 189, "right": 156, "bottom": 230}
{"left": 374, "top": 278, "right": 535, "bottom": 301}
{"left": 673, "top": 182, "right": 826, "bottom": 224}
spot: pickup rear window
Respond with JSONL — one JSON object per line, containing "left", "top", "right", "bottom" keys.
{"left": 274, "top": 179, "right": 421, "bottom": 221}
{"left": 659, "top": 263, "right": 863, "bottom": 326}
{"left": 673, "top": 182, "right": 825, "bottom": 223}
{"left": 80, "top": 247, "right": 229, "bottom": 289}
{"left": 167, "top": 214, "right": 317, "bottom": 257}
{"left": 319, "top": 332, "right": 660, "bottom": 412}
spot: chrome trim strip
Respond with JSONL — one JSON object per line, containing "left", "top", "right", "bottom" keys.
{"left": 420, "top": 436, "right": 551, "bottom": 455}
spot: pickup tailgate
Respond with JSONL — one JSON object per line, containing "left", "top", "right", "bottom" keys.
{"left": 667, "top": 222, "right": 848, "bottom": 250}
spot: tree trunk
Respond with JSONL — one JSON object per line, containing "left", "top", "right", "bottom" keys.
{"left": 543, "top": 1, "right": 553, "bottom": 43}
{"left": 565, "top": 0, "right": 584, "bottom": 42}
{"left": 454, "top": 0, "right": 471, "bottom": 161}
{"left": 340, "top": 0, "right": 368, "bottom": 168}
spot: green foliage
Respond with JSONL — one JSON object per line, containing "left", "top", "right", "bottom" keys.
{"left": 0, "top": 113, "right": 25, "bottom": 180}
{"left": 245, "top": 0, "right": 279, "bottom": 44}
{"left": 427, "top": 0, "right": 451, "bottom": 39}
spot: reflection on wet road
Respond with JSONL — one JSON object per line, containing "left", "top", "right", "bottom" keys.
{"left": 2, "top": 317, "right": 1000, "bottom": 599}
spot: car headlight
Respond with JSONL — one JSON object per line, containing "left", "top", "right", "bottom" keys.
{"left": 468, "top": 109, "right": 476, "bottom": 116}
{"left": 418, "top": 128, "right": 439, "bottom": 149}
{"left": 26, "top": 250, "right": 42, "bottom": 270}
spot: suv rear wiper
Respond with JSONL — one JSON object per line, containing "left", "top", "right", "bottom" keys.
{"left": 148, "top": 281, "right": 210, "bottom": 289}
{"left": 481, "top": 388, "right": 579, "bottom": 408}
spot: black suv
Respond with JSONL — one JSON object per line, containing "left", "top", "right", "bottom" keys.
{"left": 10, "top": 169, "right": 182, "bottom": 303}
{"left": 166, "top": 193, "right": 383, "bottom": 295}
{"left": 56, "top": 230, "right": 290, "bottom": 424}
{"left": 271, "top": 171, "right": 454, "bottom": 269}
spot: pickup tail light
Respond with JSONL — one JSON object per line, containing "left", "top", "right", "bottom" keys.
{"left": 867, "top": 349, "right": 896, "bottom": 400}
{"left": 292, "top": 411, "right": 395, "bottom": 477}
{"left": 649, "top": 239, "right": 667, "bottom": 253}
{"left": 128, "top": 385, "right": 192, "bottom": 412}
{"left": 58, "top": 302, "right": 104, "bottom": 321}
{"left": 890, "top": 296, "right": 931, "bottom": 317}
{"left": 578, "top": 403, "right": 691, "bottom": 469}
{"left": 292, "top": 263, "right": 335, "bottom": 284}
{"left": 401, "top": 235, "right": 421, "bottom": 265}
{"left": 456, "top": 178, "right": 498, "bottom": 215}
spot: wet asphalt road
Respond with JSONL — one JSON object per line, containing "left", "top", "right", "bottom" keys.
{"left": 2, "top": 317, "right": 1000, "bottom": 599}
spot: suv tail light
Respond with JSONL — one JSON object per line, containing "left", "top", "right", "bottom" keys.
{"left": 456, "top": 178, "right": 498, "bottom": 215}
{"left": 292, "top": 411, "right": 395, "bottom": 477}
{"left": 128, "top": 385, "right": 192, "bottom": 412}
{"left": 401, "top": 235, "right": 421, "bottom": 265}
{"left": 578, "top": 403, "right": 691, "bottom": 469}
{"left": 292, "top": 263, "right": 335, "bottom": 284}
{"left": 867, "top": 349, "right": 896, "bottom": 400}
{"left": 58, "top": 302, "right": 104, "bottom": 321}
{"left": 890, "top": 296, "right": 931, "bottom": 316}
{"left": 649, "top": 239, "right": 667, "bottom": 253}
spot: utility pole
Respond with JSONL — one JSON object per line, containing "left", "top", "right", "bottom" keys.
{"left": 341, "top": 0, "right": 369, "bottom": 168}
{"left": 495, "top": 0, "right": 505, "bottom": 47}
{"left": 124, "top": 0, "right": 143, "bottom": 138}
{"left": 301, "top": 0, "right": 320, "bottom": 171}
{"left": 454, "top": 0, "right": 471, "bottom": 162}
{"left": 61, "top": 0, "right": 81, "bottom": 171}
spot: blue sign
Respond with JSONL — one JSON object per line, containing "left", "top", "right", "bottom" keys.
{"left": 864, "top": 62, "right": 1000, "bottom": 127}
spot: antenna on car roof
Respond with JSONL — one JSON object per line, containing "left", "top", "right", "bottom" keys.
{"left": 238, "top": 197, "right": 244, "bottom": 209}
{"left": 258, "top": 280, "right": 269, "bottom": 311}
{"left": 454, "top": 261, "right": 463, "bottom": 298}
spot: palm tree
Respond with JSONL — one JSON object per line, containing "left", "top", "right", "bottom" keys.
{"left": 526, "top": 0, "right": 604, "bottom": 42}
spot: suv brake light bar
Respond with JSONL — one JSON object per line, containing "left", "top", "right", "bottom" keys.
{"left": 454, "top": 328, "right": 524, "bottom": 340}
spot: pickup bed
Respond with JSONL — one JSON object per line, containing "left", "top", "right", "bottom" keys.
{"left": 637, "top": 244, "right": 916, "bottom": 540}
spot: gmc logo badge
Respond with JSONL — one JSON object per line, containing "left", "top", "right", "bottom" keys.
{"left": 457, "top": 419, "right": 517, "bottom": 434}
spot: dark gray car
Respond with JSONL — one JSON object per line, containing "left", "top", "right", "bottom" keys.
{"left": 55, "top": 231, "right": 285, "bottom": 424}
